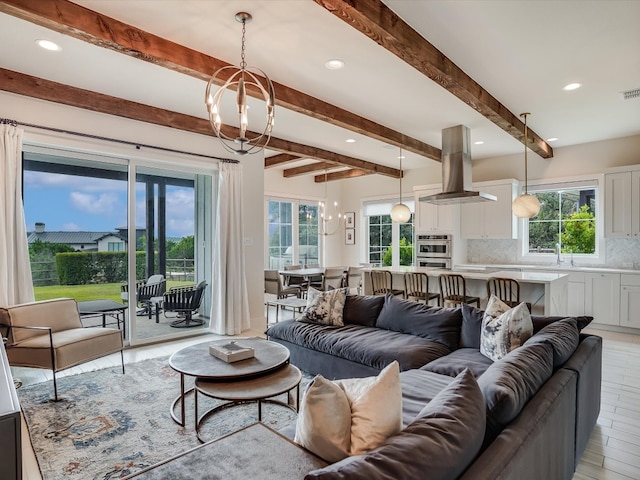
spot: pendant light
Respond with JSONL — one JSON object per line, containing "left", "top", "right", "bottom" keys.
{"left": 390, "top": 147, "right": 411, "bottom": 223}
{"left": 512, "top": 112, "right": 541, "bottom": 218}
{"left": 204, "top": 12, "right": 275, "bottom": 156}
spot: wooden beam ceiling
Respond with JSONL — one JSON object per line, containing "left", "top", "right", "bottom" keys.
{"left": 0, "top": 0, "right": 441, "bottom": 162}
{"left": 314, "top": 169, "right": 371, "bottom": 182}
{"left": 0, "top": 68, "right": 401, "bottom": 179}
{"left": 283, "top": 162, "right": 338, "bottom": 178}
{"left": 264, "top": 154, "right": 303, "bottom": 168}
{"left": 315, "top": 0, "right": 554, "bottom": 159}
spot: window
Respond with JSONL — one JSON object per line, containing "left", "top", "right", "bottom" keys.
{"left": 108, "top": 242, "right": 124, "bottom": 252}
{"left": 364, "top": 200, "right": 415, "bottom": 267}
{"left": 525, "top": 182, "right": 598, "bottom": 257}
{"left": 266, "top": 199, "right": 320, "bottom": 268}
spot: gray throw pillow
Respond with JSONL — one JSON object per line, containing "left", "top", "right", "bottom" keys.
{"left": 342, "top": 294, "right": 385, "bottom": 327}
{"left": 478, "top": 342, "right": 553, "bottom": 444}
{"left": 531, "top": 314, "right": 593, "bottom": 333}
{"left": 460, "top": 303, "right": 484, "bottom": 349}
{"left": 525, "top": 317, "right": 579, "bottom": 369}
{"left": 375, "top": 293, "right": 462, "bottom": 350}
{"left": 304, "top": 369, "right": 486, "bottom": 480}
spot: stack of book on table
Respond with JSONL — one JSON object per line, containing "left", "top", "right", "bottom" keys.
{"left": 209, "top": 340, "right": 255, "bottom": 363}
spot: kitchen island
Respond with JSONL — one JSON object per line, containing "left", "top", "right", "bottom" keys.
{"left": 363, "top": 267, "right": 569, "bottom": 316}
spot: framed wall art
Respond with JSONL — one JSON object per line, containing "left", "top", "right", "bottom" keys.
{"left": 345, "top": 212, "right": 355, "bottom": 228}
{"left": 345, "top": 228, "right": 355, "bottom": 245}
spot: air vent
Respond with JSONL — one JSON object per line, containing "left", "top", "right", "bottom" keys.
{"left": 621, "top": 88, "right": 640, "bottom": 100}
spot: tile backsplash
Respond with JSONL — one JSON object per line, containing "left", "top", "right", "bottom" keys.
{"left": 467, "top": 238, "right": 640, "bottom": 269}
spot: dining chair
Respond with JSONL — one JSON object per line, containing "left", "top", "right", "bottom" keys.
{"left": 304, "top": 263, "right": 324, "bottom": 289}
{"left": 322, "top": 267, "right": 346, "bottom": 291}
{"left": 264, "top": 270, "right": 302, "bottom": 299}
{"left": 438, "top": 273, "right": 480, "bottom": 308}
{"left": 404, "top": 272, "right": 440, "bottom": 306}
{"left": 283, "top": 264, "right": 306, "bottom": 288}
{"left": 370, "top": 270, "right": 404, "bottom": 297}
{"left": 346, "top": 266, "right": 363, "bottom": 294}
{"left": 487, "top": 277, "right": 531, "bottom": 311}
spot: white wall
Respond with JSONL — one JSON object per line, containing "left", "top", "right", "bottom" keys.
{"left": 1, "top": 90, "right": 266, "bottom": 330}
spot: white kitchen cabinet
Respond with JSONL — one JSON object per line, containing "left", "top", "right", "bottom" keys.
{"left": 605, "top": 170, "right": 640, "bottom": 238}
{"left": 414, "top": 186, "right": 454, "bottom": 233}
{"left": 584, "top": 272, "right": 620, "bottom": 326}
{"left": 460, "top": 180, "right": 518, "bottom": 239}
{"left": 620, "top": 274, "right": 640, "bottom": 329}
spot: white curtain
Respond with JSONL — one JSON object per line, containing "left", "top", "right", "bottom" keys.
{"left": 0, "top": 124, "right": 35, "bottom": 306}
{"left": 209, "top": 161, "right": 250, "bottom": 334}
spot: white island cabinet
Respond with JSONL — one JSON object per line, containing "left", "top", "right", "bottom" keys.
{"left": 363, "top": 267, "right": 568, "bottom": 316}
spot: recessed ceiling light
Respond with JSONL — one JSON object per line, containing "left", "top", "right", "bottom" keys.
{"left": 562, "top": 83, "right": 581, "bottom": 91}
{"left": 325, "top": 59, "right": 345, "bottom": 70}
{"left": 474, "top": 141, "right": 484, "bottom": 145}
{"left": 345, "top": 138, "right": 356, "bottom": 143}
{"left": 397, "top": 155, "right": 406, "bottom": 159}
{"left": 36, "top": 39, "right": 61, "bottom": 52}
{"left": 547, "top": 137, "right": 558, "bottom": 142}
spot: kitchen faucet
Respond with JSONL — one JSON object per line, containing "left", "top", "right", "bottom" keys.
{"left": 556, "top": 243, "right": 562, "bottom": 266}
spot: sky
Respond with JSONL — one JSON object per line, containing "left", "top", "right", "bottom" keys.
{"left": 23, "top": 171, "right": 195, "bottom": 238}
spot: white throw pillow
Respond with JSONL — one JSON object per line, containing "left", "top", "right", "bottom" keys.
{"left": 294, "top": 375, "right": 352, "bottom": 462}
{"left": 301, "top": 287, "right": 347, "bottom": 326}
{"left": 294, "top": 361, "right": 402, "bottom": 461}
{"left": 480, "top": 295, "right": 533, "bottom": 361}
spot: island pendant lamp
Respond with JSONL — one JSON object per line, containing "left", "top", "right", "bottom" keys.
{"left": 319, "top": 168, "right": 343, "bottom": 236}
{"left": 512, "top": 112, "right": 541, "bottom": 218}
{"left": 390, "top": 147, "right": 411, "bottom": 223}
{"left": 204, "top": 12, "right": 275, "bottom": 156}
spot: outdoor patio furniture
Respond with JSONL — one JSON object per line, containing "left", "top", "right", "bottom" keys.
{"left": 121, "top": 274, "right": 166, "bottom": 317}
{"left": 0, "top": 298, "right": 124, "bottom": 401}
{"left": 163, "top": 281, "right": 208, "bottom": 328}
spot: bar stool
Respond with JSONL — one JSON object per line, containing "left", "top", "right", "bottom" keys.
{"left": 487, "top": 277, "right": 532, "bottom": 311}
{"left": 438, "top": 273, "right": 480, "bottom": 308}
{"left": 404, "top": 272, "right": 440, "bottom": 306}
{"left": 370, "top": 270, "right": 404, "bottom": 297}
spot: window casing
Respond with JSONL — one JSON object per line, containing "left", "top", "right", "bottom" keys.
{"left": 363, "top": 199, "right": 415, "bottom": 267}
{"left": 521, "top": 178, "right": 602, "bottom": 263}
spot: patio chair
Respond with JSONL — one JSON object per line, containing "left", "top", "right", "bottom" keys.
{"left": 163, "top": 281, "right": 208, "bottom": 328}
{"left": 0, "top": 298, "right": 124, "bottom": 401}
{"left": 121, "top": 274, "right": 166, "bottom": 316}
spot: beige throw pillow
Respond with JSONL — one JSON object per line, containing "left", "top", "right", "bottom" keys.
{"left": 294, "top": 361, "right": 402, "bottom": 461}
{"left": 301, "top": 287, "right": 348, "bottom": 326}
{"left": 480, "top": 295, "right": 533, "bottom": 361}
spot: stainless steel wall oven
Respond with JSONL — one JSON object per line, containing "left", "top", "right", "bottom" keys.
{"left": 416, "top": 234, "right": 452, "bottom": 269}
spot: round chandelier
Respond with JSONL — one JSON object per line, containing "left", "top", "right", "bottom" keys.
{"left": 512, "top": 112, "right": 541, "bottom": 218}
{"left": 205, "top": 12, "right": 275, "bottom": 156}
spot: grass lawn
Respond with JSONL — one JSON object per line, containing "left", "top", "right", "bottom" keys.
{"left": 34, "top": 281, "right": 192, "bottom": 303}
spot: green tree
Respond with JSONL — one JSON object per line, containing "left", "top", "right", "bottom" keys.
{"left": 381, "top": 237, "right": 413, "bottom": 266}
{"left": 167, "top": 235, "right": 195, "bottom": 259}
{"left": 560, "top": 205, "right": 595, "bottom": 254}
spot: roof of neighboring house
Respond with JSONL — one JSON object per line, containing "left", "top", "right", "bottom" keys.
{"left": 27, "top": 231, "right": 126, "bottom": 244}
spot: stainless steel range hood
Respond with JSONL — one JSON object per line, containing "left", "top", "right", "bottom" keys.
{"left": 419, "top": 125, "right": 496, "bottom": 204}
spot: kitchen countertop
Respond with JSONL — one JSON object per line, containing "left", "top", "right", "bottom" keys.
{"left": 364, "top": 266, "right": 568, "bottom": 284}
{"left": 455, "top": 263, "right": 640, "bottom": 275}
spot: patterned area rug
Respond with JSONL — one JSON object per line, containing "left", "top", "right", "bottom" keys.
{"left": 18, "top": 357, "right": 307, "bottom": 479}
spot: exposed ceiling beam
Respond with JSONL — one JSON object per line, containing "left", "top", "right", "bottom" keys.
{"left": 0, "top": 67, "right": 401, "bottom": 177}
{"left": 314, "top": 169, "right": 372, "bottom": 182}
{"left": 315, "top": 0, "right": 554, "bottom": 159}
{"left": 0, "top": 0, "right": 441, "bottom": 162}
{"left": 283, "top": 162, "right": 340, "bottom": 178}
{"left": 264, "top": 154, "right": 303, "bottom": 168}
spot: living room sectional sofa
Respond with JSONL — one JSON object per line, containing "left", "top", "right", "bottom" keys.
{"left": 128, "top": 293, "right": 601, "bottom": 479}
{"left": 265, "top": 293, "right": 602, "bottom": 480}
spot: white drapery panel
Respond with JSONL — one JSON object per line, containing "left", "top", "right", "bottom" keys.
{"left": 209, "top": 161, "right": 250, "bottom": 335}
{"left": 0, "top": 124, "right": 35, "bottom": 306}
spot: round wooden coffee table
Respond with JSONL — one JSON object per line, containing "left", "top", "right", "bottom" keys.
{"left": 194, "top": 363, "right": 301, "bottom": 442}
{"left": 168, "top": 338, "right": 290, "bottom": 427}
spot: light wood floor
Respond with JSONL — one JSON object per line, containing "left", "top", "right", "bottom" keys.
{"left": 13, "top": 321, "right": 640, "bottom": 480}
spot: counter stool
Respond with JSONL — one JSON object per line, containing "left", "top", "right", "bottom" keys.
{"left": 487, "top": 277, "right": 532, "bottom": 311}
{"left": 439, "top": 273, "right": 480, "bottom": 308}
{"left": 404, "top": 272, "right": 440, "bottom": 306}
{"left": 370, "top": 270, "right": 404, "bottom": 297}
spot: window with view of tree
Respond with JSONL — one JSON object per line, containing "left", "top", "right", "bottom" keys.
{"left": 527, "top": 187, "right": 597, "bottom": 255}
{"left": 266, "top": 199, "right": 320, "bottom": 269}
{"left": 365, "top": 202, "right": 414, "bottom": 267}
